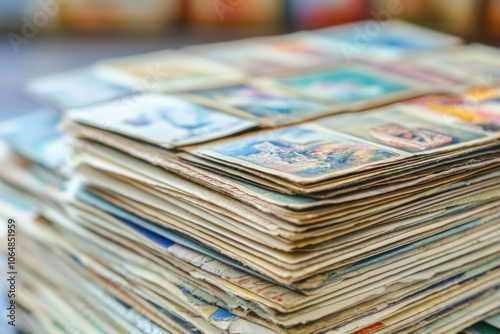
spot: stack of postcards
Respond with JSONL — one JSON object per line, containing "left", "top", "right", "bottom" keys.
{"left": 1, "top": 20, "right": 499, "bottom": 334}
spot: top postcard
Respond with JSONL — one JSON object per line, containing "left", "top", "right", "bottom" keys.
{"left": 66, "top": 94, "right": 257, "bottom": 149}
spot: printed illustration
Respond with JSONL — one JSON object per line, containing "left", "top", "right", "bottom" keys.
{"left": 70, "top": 95, "right": 255, "bottom": 147}
{"left": 274, "top": 67, "right": 409, "bottom": 102}
{"left": 406, "top": 95, "right": 500, "bottom": 132}
{"left": 191, "top": 84, "right": 331, "bottom": 123}
{"left": 318, "top": 108, "right": 487, "bottom": 152}
{"left": 208, "top": 126, "right": 399, "bottom": 178}
{"left": 369, "top": 123, "right": 453, "bottom": 151}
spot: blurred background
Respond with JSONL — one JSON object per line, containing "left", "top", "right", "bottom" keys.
{"left": 1, "top": 0, "right": 500, "bottom": 118}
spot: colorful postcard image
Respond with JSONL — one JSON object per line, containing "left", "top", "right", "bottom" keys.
{"left": 321, "top": 27, "right": 423, "bottom": 51}
{"left": 190, "top": 84, "right": 331, "bottom": 123}
{"left": 208, "top": 126, "right": 399, "bottom": 178}
{"left": 319, "top": 108, "right": 487, "bottom": 153}
{"left": 119, "top": 96, "right": 252, "bottom": 145}
{"left": 274, "top": 66, "right": 409, "bottom": 103}
{"left": 262, "top": 35, "right": 343, "bottom": 65}
{"left": 266, "top": 39, "right": 331, "bottom": 60}
{"left": 28, "top": 70, "right": 131, "bottom": 108}
{"left": 406, "top": 95, "right": 500, "bottom": 132}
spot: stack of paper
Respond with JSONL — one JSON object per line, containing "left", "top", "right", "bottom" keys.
{"left": 1, "top": 20, "right": 499, "bottom": 334}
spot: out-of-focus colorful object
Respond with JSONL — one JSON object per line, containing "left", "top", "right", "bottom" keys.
{"left": 184, "top": 0, "right": 283, "bottom": 29}
{"left": 373, "top": 0, "right": 478, "bottom": 36}
{"left": 60, "top": 0, "right": 180, "bottom": 32}
{"left": 487, "top": 0, "right": 500, "bottom": 36}
{"left": 403, "top": 85, "right": 500, "bottom": 132}
{"left": 287, "top": 0, "right": 366, "bottom": 29}
{"left": 1, "top": 0, "right": 500, "bottom": 42}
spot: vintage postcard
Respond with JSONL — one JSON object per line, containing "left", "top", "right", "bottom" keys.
{"left": 257, "top": 32, "right": 345, "bottom": 68}
{"left": 184, "top": 35, "right": 345, "bottom": 76}
{"left": 263, "top": 64, "right": 422, "bottom": 107}
{"left": 26, "top": 68, "right": 132, "bottom": 110}
{"left": 184, "top": 83, "right": 339, "bottom": 126}
{"left": 315, "top": 19, "right": 462, "bottom": 63}
{"left": 67, "top": 94, "right": 257, "bottom": 148}
{"left": 415, "top": 44, "right": 500, "bottom": 85}
{"left": 379, "top": 62, "right": 468, "bottom": 90}
{"left": 318, "top": 107, "right": 488, "bottom": 153}
{"left": 196, "top": 124, "right": 400, "bottom": 183}
{"left": 403, "top": 92, "right": 500, "bottom": 133}
{"left": 94, "top": 50, "right": 245, "bottom": 92}
{"left": 184, "top": 40, "right": 297, "bottom": 76}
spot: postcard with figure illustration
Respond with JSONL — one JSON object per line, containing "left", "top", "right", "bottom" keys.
{"left": 67, "top": 94, "right": 257, "bottom": 148}
{"left": 94, "top": 51, "right": 244, "bottom": 92}
{"left": 315, "top": 19, "right": 462, "bottom": 63}
{"left": 264, "top": 64, "right": 423, "bottom": 108}
{"left": 403, "top": 93, "right": 500, "bottom": 133}
{"left": 184, "top": 83, "right": 338, "bottom": 126}
{"left": 317, "top": 106, "right": 488, "bottom": 154}
{"left": 195, "top": 124, "right": 401, "bottom": 184}
{"left": 26, "top": 68, "right": 132, "bottom": 110}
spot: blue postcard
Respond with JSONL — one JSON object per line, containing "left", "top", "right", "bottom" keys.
{"left": 189, "top": 84, "right": 333, "bottom": 125}
{"left": 68, "top": 94, "right": 257, "bottom": 148}
{"left": 273, "top": 66, "right": 410, "bottom": 103}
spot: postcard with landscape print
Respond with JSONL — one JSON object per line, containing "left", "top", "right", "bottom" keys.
{"left": 197, "top": 124, "right": 400, "bottom": 183}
